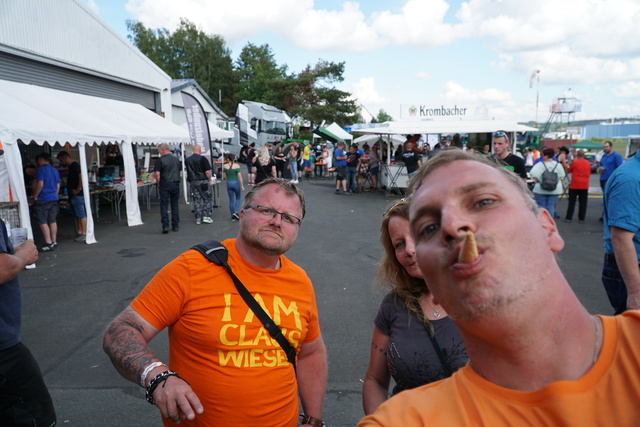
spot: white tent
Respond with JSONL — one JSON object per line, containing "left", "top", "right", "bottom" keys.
{"left": 0, "top": 80, "right": 190, "bottom": 244}
{"left": 354, "top": 119, "right": 538, "bottom": 135}
{"left": 353, "top": 133, "right": 406, "bottom": 147}
{"left": 325, "top": 122, "right": 353, "bottom": 142}
{"left": 180, "top": 121, "right": 234, "bottom": 140}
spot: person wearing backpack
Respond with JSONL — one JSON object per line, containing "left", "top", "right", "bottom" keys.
{"left": 529, "top": 147, "right": 566, "bottom": 219}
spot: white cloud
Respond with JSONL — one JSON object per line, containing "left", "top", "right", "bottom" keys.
{"left": 612, "top": 81, "right": 640, "bottom": 98}
{"left": 352, "top": 77, "right": 388, "bottom": 105}
{"left": 125, "top": 0, "right": 383, "bottom": 52}
{"left": 438, "top": 81, "right": 535, "bottom": 120}
{"left": 415, "top": 72, "right": 431, "bottom": 79}
{"left": 461, "top": 0, "right": 640, "bottom": 85}
{"left": 288, "top": 2, "right": 384, "bottom": 52}
{"left": 371, "top": 0, "right": 471, "bottom": 47}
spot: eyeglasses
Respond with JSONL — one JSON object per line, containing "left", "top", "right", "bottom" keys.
{"left": 245, "top": 205, "right": 302, "bottom": 226}
{"left": 492, "top": 131, "right": 508, "bottom": 138}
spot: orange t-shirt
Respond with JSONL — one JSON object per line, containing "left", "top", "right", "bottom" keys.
{"left": 131, "top": 239, "right": 320, "bottom": 427}
{"left": 359, "top": 312, "right": 640, "bottom": 426}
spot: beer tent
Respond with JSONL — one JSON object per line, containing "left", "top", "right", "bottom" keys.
{"left": 0, "top": 80, "right": 190, "bottom": 244}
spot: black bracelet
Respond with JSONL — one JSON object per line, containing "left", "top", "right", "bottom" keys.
{"left": 300, "top": 414, "right": 325, "bottom": 427}
{"left": 145, "top": 370, "right": 189, "bottom": 405}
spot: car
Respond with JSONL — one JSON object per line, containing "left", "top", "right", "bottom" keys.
{"left": 583, "top": 152, "right": 599, "bottom": 173}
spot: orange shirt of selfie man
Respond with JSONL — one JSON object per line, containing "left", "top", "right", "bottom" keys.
{"left": 359, "top": 312, "right": 640, "bottom": 426}
{"left": 132, "top": 238, "right": 321, "bottom": 426}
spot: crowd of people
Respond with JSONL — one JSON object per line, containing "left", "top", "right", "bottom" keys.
{"left": 6, "top": 133, "right": 640, "bottom": 426}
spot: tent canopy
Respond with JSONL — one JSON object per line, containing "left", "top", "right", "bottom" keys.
{"left": 570, "top": 139, "right": 603, "bottom": 150}
{"left": 354, "top": 119, "right": 538, "bottom": 135}
{"left": 0, "top": 79, "right": 190, "bottom": 244}
{"left": 325, "top": 122, "right": 352, "bottom": 141}
{"left": 312, "top": 126, "right": 344, "bottom": 143}
{"left": 354, "top": 133, "right": 406, "bottom": 146}
{"left": 180, "top": 121, "right": 234, "bottom": 139}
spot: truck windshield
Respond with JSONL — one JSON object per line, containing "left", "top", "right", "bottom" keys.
{"left": 263, "top": 121, "right": 287, "bottom": 135}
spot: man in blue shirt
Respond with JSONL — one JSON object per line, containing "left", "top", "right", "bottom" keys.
{"left": 33, "top": 153, "right": 60, "bottom": 251}
{"left": 598, "top": 141, "right": 623, "bottom": 192}
{"left": 333, "top": 141, "right": 349, "bottom": 195}
{"left": 602, "top": 151, "right": 640, "bottom": 314}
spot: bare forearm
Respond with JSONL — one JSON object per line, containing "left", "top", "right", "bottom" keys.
{"left": 103, "top": 312, "right": 161, "bottom": 385}
{"left": 362, "top": 379, "right": 388, "bottom": 415}
{"left": 297, "top": 343, "right": 327, "bottom": 419}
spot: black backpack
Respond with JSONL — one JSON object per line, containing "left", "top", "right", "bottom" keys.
{"left": 540, "top": 162, "right": 560, "bottom": 191}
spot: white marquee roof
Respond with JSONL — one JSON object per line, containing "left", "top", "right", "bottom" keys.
{"left": 354, "top": 119, "right": 538, "bottom": 136}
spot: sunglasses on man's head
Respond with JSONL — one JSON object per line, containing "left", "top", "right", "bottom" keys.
{"left": 492, "top": 131, "right": 508, "bottom": 137}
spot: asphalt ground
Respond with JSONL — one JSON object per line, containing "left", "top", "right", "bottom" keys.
{"left": 19, "top": 173, "right": 612, "bottom": 426}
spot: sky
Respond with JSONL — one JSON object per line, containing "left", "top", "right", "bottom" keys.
{"left": 83, "top": 0, "right": 640, "bottom": 125}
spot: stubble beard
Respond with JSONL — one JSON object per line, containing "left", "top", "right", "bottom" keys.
{"left": 239, "top": 222, "right": 296, "bottom": 257}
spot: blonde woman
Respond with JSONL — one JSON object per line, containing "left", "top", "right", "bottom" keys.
{"left": 223, "top": 153, "right": 245, "bottom": 221}
{"left": 362, "top": 200, "right": 468, "bottom": 415}
{"left": 252, "top": 146, "right": 277, "bottom": 185}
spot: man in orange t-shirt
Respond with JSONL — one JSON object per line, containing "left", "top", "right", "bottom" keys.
{"left": 359, "top": 150, "right": 640, "bottom": 426}
{"left": 564, "top": 149, "right": 592, "bottom": 223}
{"left": 103, "top": 178, "right": 327, "bottom": 427}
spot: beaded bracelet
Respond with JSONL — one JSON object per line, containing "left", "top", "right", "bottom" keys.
{"left": 145, "top": 370, "right": 189, "bottom": 405}
{"left": 300, "top": 414, "right": 325, "bottom": 427}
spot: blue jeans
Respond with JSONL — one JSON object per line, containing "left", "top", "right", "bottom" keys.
{"left": 602, "top": 257, "right": 628, "bottom": 314}
{"left": 159, "top": 181, "right": 180, "bottom": 228}
{"left": 289, "top": 161, "right": 298, "bottom": 180}
{"left": 226, "top": 180, "right": 241, "bottom": 216}
{"left": 69, "top": 195, "right": 86, "bottom": 219}
{"left": 534, "top": 193, "right": 559, "bottom": 218}
{"left": 346, "top": 166, "right": 357, "bottom": 191}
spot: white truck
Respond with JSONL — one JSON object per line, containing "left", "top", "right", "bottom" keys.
{"left": 233, "top": 101, "right": 293, "bottom": 149}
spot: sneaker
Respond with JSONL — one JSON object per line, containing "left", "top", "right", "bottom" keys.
{"left": 40, "top": 243, "right": 55, "bottom": 252}
{"left": 335, "top": 189, "right": 340, "bottom": 194}
{"left": 196, "top": 218, "right": 202, "bottom": 225}
{"left": 344, "top": 191, "right": 352, "bottom": 196}
{"left": 74, "top": 234, "right": 86, "bottom": 242}
{"left": 578, "top": 220, "right": 585, "bottom": 224}
{"left": 563, "top": 219, "right": 572, "bottom": 223}
{"left": 231, "top": 215, "right": 238, "bottom": 221}
{"left": 202, "top": 217, "right": 213, "bottom": 224}
{"left": 232, "top": 212, "right": 240, "bottom": 220}
{"left": 51, "top": 242, "right": 58, "bottom": 249}
{"left": 162, "top": 227, "right": 169, "bottom": 234}
{"left": 172, "top": 226, "right": 179, "bottom": 232}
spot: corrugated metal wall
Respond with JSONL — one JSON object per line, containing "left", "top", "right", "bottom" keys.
{"left": 584, "top": 123, "right": 640, "bottom": 139}
{"left": 0, "top": 51, "right": 156, "bottom": 109}
{"left": 0, "top": 0, "right": 170, "bottom": 91}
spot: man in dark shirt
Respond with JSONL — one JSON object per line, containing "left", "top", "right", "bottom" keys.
{"left": 154, "top": 143, "right": 181, "bottom": 234}
{"left": 0, "top": 202, "right": 57, "bottom": 425}
{"left": 492, "top": 131, "right": 527, "bottom": 180}
{"left": 185, "top": 144, "right": 212, "bottom": 225}
{"left": 57, "top": 150, "right": 87, "bottom": 242}
{"left": 346, "top": 144, "right": 361, "bottom": 193}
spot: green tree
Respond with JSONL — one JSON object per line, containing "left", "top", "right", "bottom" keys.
{"left": 285, "top": 60, "right": 358, "bottom": 127}
{"left": 234, "top": 43, "right": 288, "bottom": 108}
{"left": 375, "top": 109, "right": 393, "bottom": 123}
{"left": 126, "top": 19, "right": 236, "bottom": 115}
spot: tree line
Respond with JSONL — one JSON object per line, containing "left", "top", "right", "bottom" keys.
{"left": 127, "top": 18, "right": 381, "bottom": 127}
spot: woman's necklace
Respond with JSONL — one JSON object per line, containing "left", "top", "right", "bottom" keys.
{"left": 426, "top": 298, "right": 441, "bottom": 319}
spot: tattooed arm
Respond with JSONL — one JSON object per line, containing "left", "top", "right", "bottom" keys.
{"left": 103, "top": 306, "right": 203, "bottom": 423}
{"left": 362, "top": 326, "right": 391, "bottom": 415}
